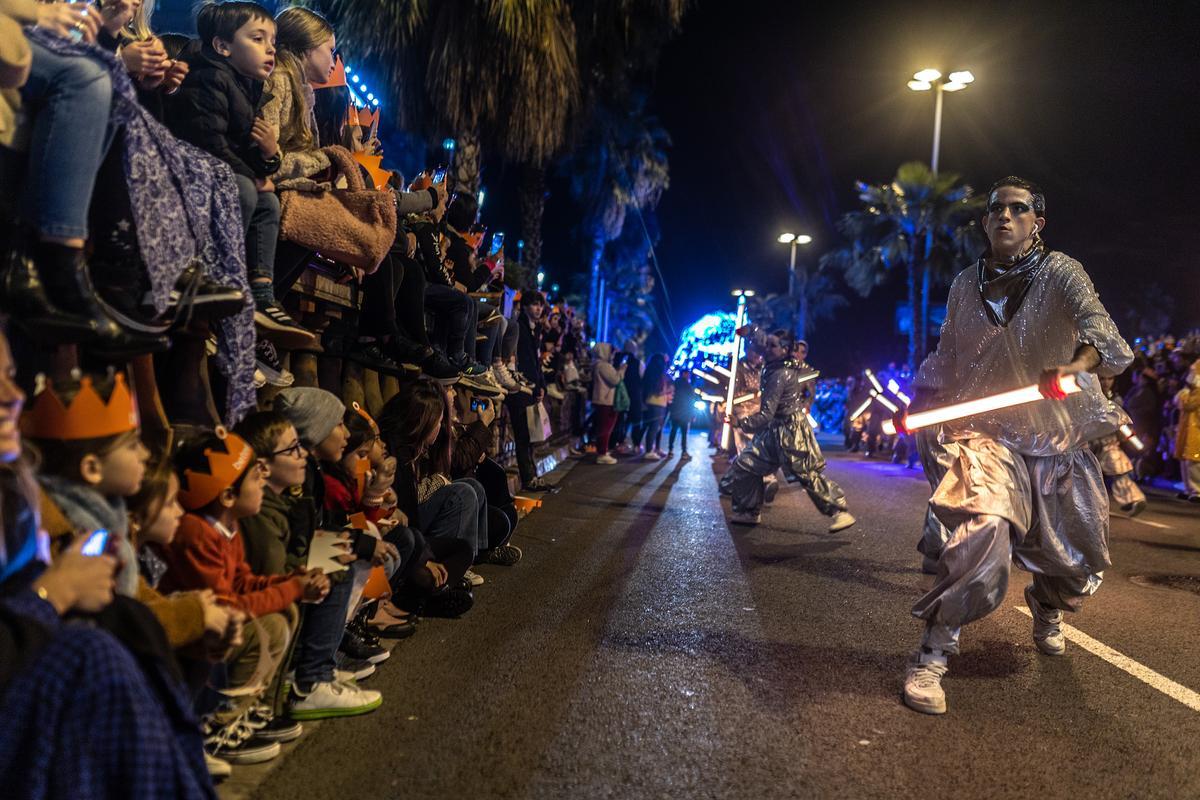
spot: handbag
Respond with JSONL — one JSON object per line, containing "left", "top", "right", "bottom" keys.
{"left": 613, "top": 381, "right": 631, "bottom": 414}
{"left": 526, "top": 401, "right": 552, "bottom": 444}
{"left": 278, "top": 145, "right": 397, "bottom": 272}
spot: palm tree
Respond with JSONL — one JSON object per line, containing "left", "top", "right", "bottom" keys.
{"left": 820, "top": 162, "right": 985, "bottom": 368}
{"left": 565, "top": 93, "right": 671, "bottom": 327}
{"left": 322, "top": 0, "right": 580, "bottom": 194}
{"left": 746, "top": 273, "right": 848, "bottom": 340}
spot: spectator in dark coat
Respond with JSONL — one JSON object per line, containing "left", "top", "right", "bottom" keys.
{"left": 1124, "top": 356, "right": 1164, "bottom": 478}
{"left": 506, "top": 291, "right": 551, "bottom": 490}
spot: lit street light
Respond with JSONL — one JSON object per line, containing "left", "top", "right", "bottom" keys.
{"left": 907, "top": 68, "right": 974, "bottom": 174}
{"left": 778, "top": 231, "right": 813, "bottom": 338}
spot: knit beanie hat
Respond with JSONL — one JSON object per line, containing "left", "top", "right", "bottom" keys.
{"left": 274, "top": 387, "right": 346, "bottom": 448}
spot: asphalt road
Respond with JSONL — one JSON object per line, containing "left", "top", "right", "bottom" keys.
{"left": 238, "top": 436, "right": 1200, "bottom": 800}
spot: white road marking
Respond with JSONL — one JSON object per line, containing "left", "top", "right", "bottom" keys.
{"left": 1016, "top": 606, "right": 1200, "bottom": 712}
{"left": 1112, "top": 513, "right": 1172, "bottom": 530}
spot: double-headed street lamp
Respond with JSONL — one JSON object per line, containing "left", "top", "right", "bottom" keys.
{"left": 906, "top": 68, "right": 974, "bottom": 174}
{"left": 778, "top": 232, "right": 813, "bottom": 338}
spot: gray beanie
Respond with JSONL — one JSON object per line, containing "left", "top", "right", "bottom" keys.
{"left": 274, "top": 387, "right": 346, "bottom": 448}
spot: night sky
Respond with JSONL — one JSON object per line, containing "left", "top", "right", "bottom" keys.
{"left": 637, "top": 0, "right": 1200, "bottom": 372}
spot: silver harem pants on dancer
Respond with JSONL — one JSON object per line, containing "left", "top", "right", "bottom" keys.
{"left": 720, "top": 415, "right": 848, "bottom": 516}
{"left": 912, "top": 437, "right": 1109, "bottom": 654}
{"left": 916, "top": 426, "right": 955, "bottom": 561}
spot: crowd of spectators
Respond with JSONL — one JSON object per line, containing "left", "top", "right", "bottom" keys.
{"left": 0, "top": 0, "right": 663, "bottom": 793}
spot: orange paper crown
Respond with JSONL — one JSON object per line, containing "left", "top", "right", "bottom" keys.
{"left": 463, "top": 231, "right": 485, "bottom": 252}
{"left": 350, "top": 402, "right": 380, "bottom": 435}
{"left": 350, "top": 151, "right": 393, "bottom": 191}
{"left": 21, "top": 372, "right": 139, "bottom": 441}
{"left": 178, "top": 429, "right": 255, "bottom": 511}
{"left": 311, "top": 54, "right": 347, "bottom": 90}
{"left": 344, "top": 103, "right": 379, "bottom": 130}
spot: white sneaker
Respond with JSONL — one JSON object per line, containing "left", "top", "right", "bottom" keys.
{"left": 642, "top": 451, "right": 662, "bottom": 461}
{"left": 205, "top": 752, "right": 232, "bottom": 779}
{"left": 492, "top": 362, "right": 518, "bottom": 391}
{"left": 730, "top": 510, "right": 761, "bottom": 525}
{"left": 288, "top": 680, "right": 382, "bottom": 720}
{"left": 828, "top": 511, "right": 857, "bottom": 532}
{"left": 903, "top": 650, "right": 948, "bottom": 715}
{"left": 464, "top": 569, "right": 485, "bottom": 587}
{"left": 1025, "top": 585, "right": 1066, "bottom": 655}
{"left": 477, "top": 369, "right": 507, "bottom": 397}
{"left": 596, "top": 454, "right": 617, "bottom": 465}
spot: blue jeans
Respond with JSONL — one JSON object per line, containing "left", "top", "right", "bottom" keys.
{"left": 19, "top": 40, "right": 114, "bottom": 240}
{"left": 293, "top": 560, "right": 368, "bottom": 690}
{"left": 233, "top": 174, "right": 280, "bottom": 287}
{"left": 417, "top": 481, "right": 484, "bottom": 555}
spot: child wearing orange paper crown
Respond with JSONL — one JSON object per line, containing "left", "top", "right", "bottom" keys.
{"left": 158, "top": 428, "right": 330, "bottom": 763}
{"left": 22, "top": 370, "right": 150, "bottom": 599}
{"left": 233, "top": 407, "right": 391, "bottom": 720}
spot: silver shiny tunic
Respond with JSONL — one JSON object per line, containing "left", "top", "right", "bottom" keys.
{"left": 916, "top": 251, "right": 1133, "bottom": 457}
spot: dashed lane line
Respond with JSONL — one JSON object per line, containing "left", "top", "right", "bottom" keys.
{"left": 1112, "top": 513, "right": 1172, "bottom": 530}
{"left": 1016, "top": 606, "right": 1200, "bottom": 713}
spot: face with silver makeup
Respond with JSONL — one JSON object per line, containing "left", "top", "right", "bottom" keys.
{"left": 982, "top": 184, "right": 1047, "bottom": 261}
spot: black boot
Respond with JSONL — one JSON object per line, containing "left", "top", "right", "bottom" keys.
{"left": 35, "top": 241, "right": 169, "bottom": 357}
{"left": 0, "top": 241, "right": 99, "bottom": 343}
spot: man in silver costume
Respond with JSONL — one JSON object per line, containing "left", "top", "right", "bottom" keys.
{"left": 900, "top": 177, "right": 1133, "bottom": 715}
{"left": 721, "top": 328, "right": 857, "bottom": 532}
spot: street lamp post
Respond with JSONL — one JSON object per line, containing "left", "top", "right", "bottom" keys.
{"left": 906, "top": 69, "right": 974, "bottom": 175}
{"left": 778, "top": 232, "right": 812, "bottom": 338}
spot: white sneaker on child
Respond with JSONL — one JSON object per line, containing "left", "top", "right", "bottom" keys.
{"left": 596, "top": 454, "right": 617, "bottom": 465}
{"left": 289, "top": 680, "right": 382, "bottom": 720}
{"left": 464, "top": 569, "right": 485, "bottom": 587}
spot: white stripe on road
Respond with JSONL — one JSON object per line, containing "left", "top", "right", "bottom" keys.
{"left": 1112, "top": 513, "right": 1172, "bottom": 530}
{"left": 1016, "top": 606, "right": 1200, "bottom": 713}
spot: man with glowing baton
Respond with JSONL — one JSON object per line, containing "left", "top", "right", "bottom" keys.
{"left": 895, "top": 177, "right": 1133, "bottom": 716}
{"left": 720, "top": 329, "right": 855, "bottom": 531}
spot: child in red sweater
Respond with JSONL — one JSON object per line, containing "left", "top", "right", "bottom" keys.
{"left": 159, "top": 429, "right": 329, "bottom": 766}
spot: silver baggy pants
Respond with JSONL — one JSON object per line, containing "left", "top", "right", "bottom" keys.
{"left": 911, "top": 437, "right": 1108, "bottom": 654}
{"left": 916, "top": 426, "right": 955, "bottom": 561}
{"left": 721, "top": 416, "right": 848, "bottom": 517}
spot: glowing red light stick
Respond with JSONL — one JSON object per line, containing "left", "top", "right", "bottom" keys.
{"left": 881, "top": 374, "right": 1083, "bottom": 436}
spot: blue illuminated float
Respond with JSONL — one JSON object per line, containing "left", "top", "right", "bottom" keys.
{"left": 671, "top": 311, "right": 740, "bottom": 376}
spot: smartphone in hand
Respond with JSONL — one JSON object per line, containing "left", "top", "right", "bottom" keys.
{"left": 81, "top": 529, "right": 110, "bottom": 557}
